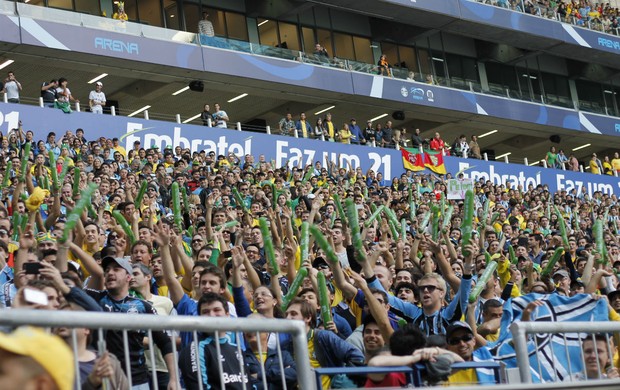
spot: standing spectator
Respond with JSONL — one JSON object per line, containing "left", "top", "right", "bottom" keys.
{"left": 278, "top": 113, "right": 295, "bottom": 136}
{"left": 469, "top": 135, "right": 481, "bottom": 159}
{"left": 557, "top": 149, "right": 568, "bottom": 169}
{"left": 382, "top": 121, "right": 394, "bottom": 148}
{"left": 411, "top": 128, "right": 425, "bottom": 150}
{"left": 314, "top": 43, "right": 329, "bottom": 58}
{"left": 545, "top": 146, "right": 558, "bottom": 168}
{"left": 603, "top": 156, "right": 613, "bottom": 175}
{"left": 200, "top": 104, "right": 212, "bottom": 126}
{"left": 85, "top": 257, "right": 178, "bottom": 389}
{"left": 339, "top": 123, "right": 352, "bottom": 144}
{"left": 88, "top": 81, "right": 106, "bottom": 114}
{"left": 457, "top": 134, "right": 470, "bottom": 157}
{"left": 365, "top": 120, "right": 377, "bottom": 145}
{"left": 377, "top": 54, "right": 391, "bottom": 77}
{"left": 348, "top": 118, "right": 365, "bottom": 145}
{"left": 589, "top": 153, "right": 603, "bottom": 174}
{"left": 324, "top": 113, "right": 336, "bottom": 141}
{"left": 198, "top": 12, "right": 215, "bottom": 38}
{"left": 55, "top": 77, "right": 79, "bottom": 114}
{"left": 430, "top": 132, "right": 449, "bottom": 155}
{"left": 568, "top": 153, "right": 579, "bottom": 171}
{"left": 41, "top": 79, "right": 58, "bottom": 108}
{"left": 130, "top": 263, "right": 175, "bottom": 389}
{"left": 314, "top": 117, "right": 326, "bottom": 139}
{"left": 212, "top": 103, "right": 229, "bottom": 128}
{"left": 296, "top": 112, "right": 311, "bottom": 138}
{"left": 611, "top": 151, "right": 620, "bottom": 175}
{"left": 2, "top": 71, "right": 22, "bottom": 103}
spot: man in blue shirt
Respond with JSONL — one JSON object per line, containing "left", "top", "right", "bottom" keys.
{"left": 349, "top": 118, "right": 366, "bottom": 145}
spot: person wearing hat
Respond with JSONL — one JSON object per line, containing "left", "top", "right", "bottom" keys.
{"left": 445, "top": 321, "right": 496, "bottom": 385}
{"left": 88, "top": 81, "right": 106, "bottom": 115}
{"left": 0, "top": 326, "right": 75, "bottom": 390}
{"left": 608, "top": 290, "right": 620, "bottom": 314}
{"left": 85, "top": 257, "right": 178, "bottom": 389}
{"left": 552, "top": 269, "right": 571, "bottom": 295}
{"left": 364, "top": 120, "right": 377, "bottom": 145}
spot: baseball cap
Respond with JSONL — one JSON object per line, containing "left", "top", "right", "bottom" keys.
{"left": 553, "top": 269, "right": 569, "bottom": 279}
{"left": 95, "top": 81, "right": 103, "bottom": 87}
{"left": 0, "top": 326, "right": 74, "bottom": 390}
{"left": 607, "top": 290, "right": 620, "bottom": 301}
{"left": 312, "top": 257, "right": 329, "bottom": 269}
{"left": 446, "top": 321, "right": 473, "bottom": 338}
{"left": 101, "top": 256, "right": 133, "bottom": 275}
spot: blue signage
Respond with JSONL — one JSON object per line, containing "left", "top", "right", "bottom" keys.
{"left": 94, "top": 37, "right": 139, "bottom": 54}
{"left": 2, "top": 103, "right": 619, "bottom": 197}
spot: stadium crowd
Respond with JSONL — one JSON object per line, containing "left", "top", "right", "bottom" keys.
{"left": 477, "top": 1, "right": 620, "bottom": 35}
{"left": 0, "top": 120, "right": 619, "bottom": 390}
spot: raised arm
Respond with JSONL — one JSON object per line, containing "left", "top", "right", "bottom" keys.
{"left": 153, "top": 223, "right": 185, "bottom": 306}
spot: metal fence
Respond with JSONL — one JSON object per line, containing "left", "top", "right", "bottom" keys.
{"left": 511, "top": 321, "right": 620, "bottom": 384}
{"left": 0, "top": 309, "right": 316, "bottom": 390}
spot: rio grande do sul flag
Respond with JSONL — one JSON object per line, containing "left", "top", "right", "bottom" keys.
{"left": 401, "top": 148, "right": 446, "bottom": 174}
{"left": 424, "top": 149, "right": 447, "bottom": 174}
{"left": 401, "top": 148, "right": 425, "bottom": 171}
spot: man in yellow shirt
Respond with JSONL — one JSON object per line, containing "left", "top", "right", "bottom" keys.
{"left": 285, "top": 298, "right": 364, "bottom": 389}
{"left": 589, "top": 153, "right": 603, "bottom": 174}
{"left": 112, "top": 137, "right": 127, "bottom": 158}
{"left": 446, "top": 321, "right": 497, "bottom": 385}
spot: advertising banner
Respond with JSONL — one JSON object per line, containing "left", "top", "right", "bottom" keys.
{"left": 1, "top": 103, "right": 619, "bottom": 197}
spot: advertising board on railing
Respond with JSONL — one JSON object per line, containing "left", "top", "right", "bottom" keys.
{"left": 1, "top": 103, "right": 619, "bottom": 196}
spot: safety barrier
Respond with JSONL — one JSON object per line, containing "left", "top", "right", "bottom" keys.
{"left": 0, "top": 309, "right": 316, "bottom": 390}
{"left": 511, "top": 321, "right": 620, "bottom": 384}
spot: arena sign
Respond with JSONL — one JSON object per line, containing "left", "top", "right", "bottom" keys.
{"left": 2, "top": 103, "right": 619, "bottom": 196}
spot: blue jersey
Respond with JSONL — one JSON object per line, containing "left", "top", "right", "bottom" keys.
{"left": 86, "top": 289, "right": 173, "bottom": 385}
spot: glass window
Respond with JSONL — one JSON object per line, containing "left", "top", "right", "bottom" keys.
{"left": 258, "top": 19, "right": 278, "bottom": 47}
{"left": 381, "top": 43, "right": 398, "bottom": 67}
{"left": 603, "top": 87, "right": 619, "bottom": 116}
{"left": 121, "top": 0, "right": 138, "bottom": 22}
{"left": 75, "top": 0, "right": 101, "bottom": 15}
{"left": 418, "top": 49, "right": 431, "bottom": 76}
{"left": 163, "top": 1, "right": 179, "bottom": 29}
{"left": 278, "top": 22, "right": 299, "bottom": 50}
{"left": 302, "top": 27, "right": 315, "bottom": 54}
{"left": 398, "top": 45, "right": 417, "bottom": 72}
{"left": 184, "top": 3, "right": 201, "bottom": 33}
{"left": 203, "top": 8, "right": 226, "bottom": 36}
{"left": 352, "top": 36, "right": 373, "bottom": 63}
{"left": 333, "top": 33, "right": 354, "bottom": 60}
{"left": 137, "top": 0, "right": 164, "bottom": 27}
{"left": 226, "top": 12, "right": 248, "bottom": 41}
{"left": 48, "top": 0, "right": 72, "bottom": 10}
{"left": 576, "top": 80, "right": 605, "bottom": 110}
{"left": 447, "top": 54, "right": 479, "bottom": 82}
{"left": 542, "top": 73, "right": 570, "bottom": 107}
{"left": 316, "top": 29, "right": 333, "bottom": 58}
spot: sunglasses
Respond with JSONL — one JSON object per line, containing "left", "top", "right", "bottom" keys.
{"left": 192, "top": 239, "right": 203, "bottom": 244}
{"left": 448, "top": 333, "right": 474, "bottom": 345}
{"left": 419, "top": 285, "right": 441, "bottom": 293}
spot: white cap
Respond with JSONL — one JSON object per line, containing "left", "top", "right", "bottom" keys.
{"left": 95, "top": 81, "right": 103, "bottom": 87}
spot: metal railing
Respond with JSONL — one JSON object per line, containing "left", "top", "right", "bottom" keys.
{"left": 511, "top": 321, "right": 620, "bottom": 384}
{"left": 0, "top": 309, "right": 316, "bottom": 390}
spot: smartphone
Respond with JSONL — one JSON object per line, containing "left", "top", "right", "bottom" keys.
{"left": 23, "top": 288, "right": 49, "bottom": 306}
{"left": 23, "top": 262, "right": 43, "bottom": 275}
